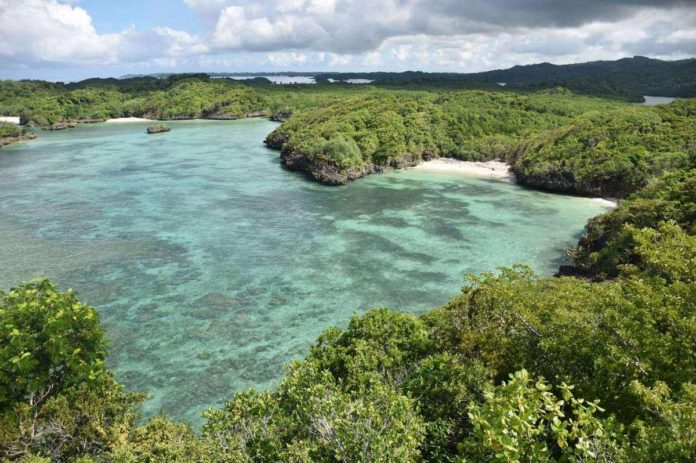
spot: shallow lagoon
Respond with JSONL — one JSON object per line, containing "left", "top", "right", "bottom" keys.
{"left": 0, "top": 119, "right": 611, "bottom": 423}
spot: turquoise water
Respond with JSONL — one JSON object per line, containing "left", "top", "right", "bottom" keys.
{"left": 0, "top": 120, "right": 610, "bottom": 424}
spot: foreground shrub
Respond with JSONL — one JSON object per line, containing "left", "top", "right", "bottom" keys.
{"left": 458, "top": 370, "right": 621, "bottom": 462}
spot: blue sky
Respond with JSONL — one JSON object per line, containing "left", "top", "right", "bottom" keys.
{"left": 87, "top": 0, "right": 202, "bottom": 34}
{"left": 0, "top": 0, "right": 695, "bottom": 81}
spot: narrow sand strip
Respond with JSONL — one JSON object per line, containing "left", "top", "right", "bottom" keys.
{"left": 593, "top": 198, "right": 618, "bottom": 208}
{"left": 414, "top": 158, "right": 618, "bottom": 206}
{"left": 104, "top": 117, "right": 151, "bottom": 123}
{"left": 0, "top": 116, "right": 20, "bottom": 124}
{"left": 412, "top": 158, "right": 512, "bottom": 179}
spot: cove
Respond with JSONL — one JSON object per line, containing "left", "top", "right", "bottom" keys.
{"left": 0, "top": 119, "right": 611, "bottom": 424}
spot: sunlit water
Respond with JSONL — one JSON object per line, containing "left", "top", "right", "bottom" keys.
{"left": 0, "top": 120, "right": 611, "bottom": 424}
{"left": 641, "top": 95, "right": 676, "bottom": 106}
{"left": 213, "top": 75, "right": 317, "bottom": 84}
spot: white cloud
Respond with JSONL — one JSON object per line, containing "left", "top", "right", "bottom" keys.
{"left": 266, "top": 51, "right": 307, "bottom": 65}
{"left": 1, "top": 0, "right": 695, "bottom": 77}
{"left": 327, "top": 52, "right": 352, "bottom": 67}
{"left": 212, "top": 5, "right": 328, "bottom": 51}
{"left": 183, "top": 0, "right": 228, "bottom": 10}
{"left": 0, "top": 0, "right": 205, "bottom": 67}
{"left": 0, "top": 0, "right": 120, "bottom": 64}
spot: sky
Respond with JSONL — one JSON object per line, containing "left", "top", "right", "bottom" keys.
{"left": 0, "top": 0, "right": 695, "bottom": 81}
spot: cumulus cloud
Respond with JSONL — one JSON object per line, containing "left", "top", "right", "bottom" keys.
{"left": 266, "top": 51, "right": 308, "bottom": 65}
{"left": 421, "top": 0, "right": 694, "bottom": 29}
{"left": 213, "top": 5, "right": 328, "bottom": 51}
{"left": 0, "top": 0, "right": 205, "bottom": 68}
{"left": 0, "top": 0, "right": 121, "bottom": 64}
{"left": 205, "top": 0, "right": 696, "bottom": 55}
{"left": 0, "top": 0, "right": 695, "bottom": 78}
{"left": 182, "top": 0, "right": 232, "bottom": 19}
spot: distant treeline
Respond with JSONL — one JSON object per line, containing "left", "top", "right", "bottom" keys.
{"left": 0, "top": 75, "right": 375, "bottom": 126}
{"left": 120, "top": 56, "right": 696, "bottom": 102}
{"left": 321, "top": 56, "right": 696, "bottom": 101}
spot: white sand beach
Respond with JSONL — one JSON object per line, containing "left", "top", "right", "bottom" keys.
{"left": 593, "top": 197, "right": 618, "bottom": 208}
{"left": 412, "top": 158, "right": 513, "bottom": 180}
{"left": 0, "top": 116, "right": 20, "bottom": 124}
{"left": 104, "top": 117, "right": 151, "bottom": 123}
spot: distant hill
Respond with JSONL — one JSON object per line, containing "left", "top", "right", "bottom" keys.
{"left": 110, "top": 56, "right": 695, "bottom": 101}
{"left": 319, "top": 56, "right": 696, "bottom": 101}
{"left": 464, "top": 56, "right": 696, "bottom": 101}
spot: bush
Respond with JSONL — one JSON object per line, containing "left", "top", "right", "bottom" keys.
{"left": 458, "top": 370, "right": 622, "bottom": 462}
{"left": 321, "top": 135, "right": 363, "bottom": 168}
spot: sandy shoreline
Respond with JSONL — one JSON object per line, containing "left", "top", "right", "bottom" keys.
{"left": 0, "top": 116, "right": 20, "bottom": 124}
{"left": 593, "top": 197, "right": 618, "bottom": 207}
{"left": 412, "top": 158, "right": 618, "bottom": 206}
{"left": 104, "top": 117, "right": 151, "bottom": 123}
{"left": 412, "top": 158, "right": 512, "bottom": 179}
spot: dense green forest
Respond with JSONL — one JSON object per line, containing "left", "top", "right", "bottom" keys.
{"left": 466, "top": 56, "right": 696, "bottom": 101}
{"left": 0, "top": 76, "right": 375, "bottom": 127}
{"left": 1, "top": 64, "right": 695, "bottom": 461}
{"left": 322, "top": 56, "right": 696, "bottom": 101}
{"left": 116, "top": 57, "right": 696, "bottom": 101}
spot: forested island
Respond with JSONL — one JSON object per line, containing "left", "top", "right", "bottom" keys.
{"left": 0, "top": 123, "right": 35, "bottom": 147}
{"left": 1, "top": 56, "right": 695, "bottom": 462}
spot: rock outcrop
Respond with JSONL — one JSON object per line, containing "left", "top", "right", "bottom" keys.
{"left": 270, "top": 111, "right": 292, "bottom": 122}
{"left": 512, "top": 168, "right": 624, "bottom": 198}
{"left": 43, "top": 122, "right": 76, "bottom": 131}
{"left": 147, "top": 124, "right": 171, "bottom": 134}
{"left": 278, "top": 145, "right": 423, "bottom": 186}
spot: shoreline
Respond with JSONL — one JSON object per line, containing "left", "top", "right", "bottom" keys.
{"left": 104, "top": 117, "right": 152, "bottom": 123}
{"left": 0, "top": 133, "right": 37, "bottom": 148}
{"left": 592, "top": 197, "right": 618, "bottom": 208}
{"left": 411, "top": 158, "right": 513, "bottom": 180}
{"left": 103, "top": 116, "right": 270, "bottom": 124}
{"left": 411, "top": 158, "right": 618, "bottom": 206}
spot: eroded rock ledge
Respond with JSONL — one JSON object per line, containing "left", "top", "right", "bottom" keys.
{"left": 274, "top": 144, "right": 425, "bottom": 186}
{"left": 0, "top": 133, "right": 37, "bottom": 148}
{"left": 512, "top": 168, "right": 627, "bottom": 198}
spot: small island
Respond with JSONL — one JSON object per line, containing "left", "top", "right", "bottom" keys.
{"left": 147, "top": 124, "right": 171, "bottom": 134}
{"left": 0, "top": 122, "right": 36, "bottom": 148}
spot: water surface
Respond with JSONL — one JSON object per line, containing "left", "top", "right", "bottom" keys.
{"left": 641, "top": 95, "right": 676, "bottom": 105}
{"left": 213, "top": 75, "right": 316, "bottom": 84}
{"left": 0, "top": 120, "right": 610, "bottom": 423}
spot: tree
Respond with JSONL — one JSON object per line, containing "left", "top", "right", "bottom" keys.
{"left": 0, "top": 279, "right": 108, "bottom": 459}
{"left": 1, "top": 374, "right": 144, "bottom": 461}
{"left": 0, "top": 279, "right": 107, "bottom": 408}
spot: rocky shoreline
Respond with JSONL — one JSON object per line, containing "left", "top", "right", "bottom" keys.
{"left": 0, "top": 133, "right": 37, "bottom": 148}
{"left": 511, "top": 169, "right": 624, "bottom": 198}
{"left": 266, "top": 130, "right": 624, "bottom": 201}
{"left": 279, "top": 151, "right": 423, "bottom": 185}
{"left": 265, "top": 129, "right": 498, "bottom": 187}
